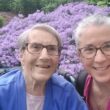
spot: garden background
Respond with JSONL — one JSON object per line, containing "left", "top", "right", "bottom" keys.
{"left": 0, "top": 0, "right": 110, "bottom": 74}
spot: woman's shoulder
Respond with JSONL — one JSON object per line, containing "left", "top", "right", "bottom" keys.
{"left": 0, "top": 68, "right": 22, "bottom": 85}
{"left": 50, "top": 73, "right": 75, "bottom": 91}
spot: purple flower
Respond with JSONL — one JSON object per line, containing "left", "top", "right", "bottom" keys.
{"left": 0, "top": 2, "right": 110, "bottom": 74}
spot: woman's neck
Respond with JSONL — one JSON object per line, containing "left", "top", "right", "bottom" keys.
{"left": 22, "top": 70, "right": 46, "bottom": 96}
{"left": 26, "top": 81, "right": 46, "bottom": 96}
{"left": 92, "top": 79, "right": 110, "bottom": 95}
{"left": 89, "top": 80, "right": 110, "bottom": 110}
{"left": 24, "top": 76, "right": 46, "bottom": 96}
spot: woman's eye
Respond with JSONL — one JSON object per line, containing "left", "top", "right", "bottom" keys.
{"left": 84, "top": 47, "right": 94, "bottom": 52}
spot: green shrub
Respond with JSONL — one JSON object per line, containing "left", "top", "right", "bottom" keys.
{"left": 0, "top": 0, "right": 12, "bottom": 11}
{"left": 84, "top": 0, "right": 110, "bottom": 6}
{"left": 10, "top": 0, "right": 23, "bottom": 14}
{"left": 10, "top": 0, "right": 41, "bottom": 16}
{"left": 0, "top": 0, "right": 73, "bottom": 16}
{"left": 42, "top": 3, "right": 57, "bottom": 12}
{"left": 40, "top": 0, "right": 73, "bottom": 12}
{"left": 0, "top": 16, "right": 4, "bottom": 28}
{"left": 21, "top": 0, "right": 41, "bottom": 16}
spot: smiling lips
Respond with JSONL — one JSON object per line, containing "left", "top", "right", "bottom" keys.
{"left": 36, "top": 65, "right": 50, "bottom": 68}
{"left": 93, "top": 65, "right": 110, "bottom": 71}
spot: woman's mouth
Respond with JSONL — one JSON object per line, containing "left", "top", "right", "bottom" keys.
{"left": 36, "top": 65, "right": 50, "bottom": 68}
{"left": 93, "top": 65, "right": 110, "bottom": 71}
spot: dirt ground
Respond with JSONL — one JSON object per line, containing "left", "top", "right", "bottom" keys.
{"left": 0, "top": 12, "right": 16, "bottom": 25}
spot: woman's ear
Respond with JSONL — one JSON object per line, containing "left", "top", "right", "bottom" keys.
{"left": 77, "top": 50, "right": 82, "bottom": 62}
{"left": 77, "top": 50, "right": 81, "bottom": 57}
{"left": 18, "top": 50, "right": 24, "bottom": 65}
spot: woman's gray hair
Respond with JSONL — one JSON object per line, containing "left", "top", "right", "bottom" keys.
{"left": 18, "top": 23, "right": 62, "bottom": 51}
{"left": 74, "top": 14, "right": 110, "bottom": 47}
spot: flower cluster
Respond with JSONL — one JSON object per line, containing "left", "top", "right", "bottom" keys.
{"left": 0, "top": 2, "right": 110, "bottom": 74}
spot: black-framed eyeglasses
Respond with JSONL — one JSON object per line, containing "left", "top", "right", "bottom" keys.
{"left": 78, "top": 42, "right": 110, "bottom": 59}
{"left": 25, "top": 43, "right": 60, "bottom": 56}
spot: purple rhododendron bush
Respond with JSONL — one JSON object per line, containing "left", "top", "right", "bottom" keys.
{"left": 0, "top": 2, "right": 110, "bottom": 74}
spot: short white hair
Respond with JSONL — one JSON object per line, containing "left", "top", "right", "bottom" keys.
{"left": 74, "top": 14, "right": 110, "bottom": 47}
{"left": 18, "top": 23, "right": 62, "bottom": 51}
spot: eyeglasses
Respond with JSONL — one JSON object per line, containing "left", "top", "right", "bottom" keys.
{"left": 26, "top": 43, "right": 60, "bottom": 56}
{"left": 79, "top": 42, "right": 110, "bottom": 59}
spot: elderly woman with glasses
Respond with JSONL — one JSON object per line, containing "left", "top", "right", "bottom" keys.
{"left": 0, "top": 24, "right": 88, "bottom": 110}
{"left": 74, "top": 14, "right": 110, "bottom": 110}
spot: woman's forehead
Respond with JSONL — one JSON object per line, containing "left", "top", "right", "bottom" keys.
{"left": 28, "top": 29, "right": 58, "bottom": 45}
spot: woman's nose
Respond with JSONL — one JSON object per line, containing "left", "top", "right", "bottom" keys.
{"left": 94, "top": 49, "right": 106, "bottom": 63}
{"left": 39, "top": 48, "right": 50, "bottom": 59}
